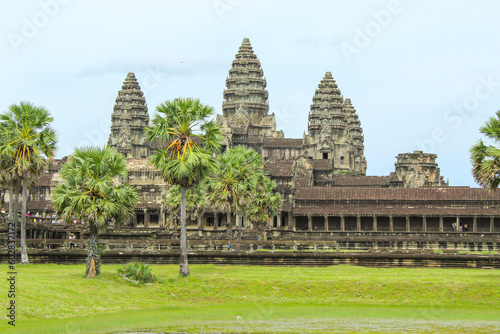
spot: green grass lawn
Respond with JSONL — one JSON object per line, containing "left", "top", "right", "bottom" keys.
{"left": 1, "top": 263, "right": 499, "bottom": 333}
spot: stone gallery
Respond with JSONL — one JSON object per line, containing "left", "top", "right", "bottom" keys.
{"left": 3, "top": 38, "right": 500, "bottom": 238}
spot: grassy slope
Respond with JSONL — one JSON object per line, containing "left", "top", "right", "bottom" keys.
{"left": 1, "top": 264, "right": 499, "bottom": 333}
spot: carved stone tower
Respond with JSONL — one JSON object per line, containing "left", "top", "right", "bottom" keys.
{"left": 304, "top": 72, "right": 366, "bottom": 174}
{"left": 343, "top": 98, "right": 367, "bottom": 174}
{"left": 107, "top": 72, "right": 149, "bottom": 158}
{"left": 390, "top": 151, "right": 447, "bottom": 187}
{"left": 217, "top": 38, "right": 282, "bottom": 147}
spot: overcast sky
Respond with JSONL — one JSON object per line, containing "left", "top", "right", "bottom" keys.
{"left": 1, "top": 0, "right": 500, "bottom": 187}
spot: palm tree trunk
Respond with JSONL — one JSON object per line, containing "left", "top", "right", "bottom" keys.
{"left": 20, "top": 173, "right": 29, "bottom": 265}
{"left": 226, "top": 211, "right": 233, "bottom": 239}
{"left": 14, "top": 179, "right": 20, "bottom": 232}
{"left": 256, "top": 224, "right": 264, "bottom": 250}
{"left": 7, "top": 179, "right": 13, "bottom": 226}
{"left": 86, "top": 221, "right": 100, "bottom": 278}
{"left": 179, "top": 186, "right": 189, "bottom": 277}
{"left": 237, "top": 212, "right": 243, "bottom": 241}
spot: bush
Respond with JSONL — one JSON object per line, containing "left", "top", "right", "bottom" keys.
{"left": 117, "top": 262, "right": 157, "bottom": 284}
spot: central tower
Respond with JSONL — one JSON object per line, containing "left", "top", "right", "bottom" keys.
{"left": 218, "top": 38, "right": 282, "bottom": 148}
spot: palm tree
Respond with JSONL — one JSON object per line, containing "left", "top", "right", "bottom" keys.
{"left": 52, "top": 146, "right": 138, "bottom": 278}
{"left": 470, "top": 110, "right": 500, "bottom": 191}
{"left": 0, "top": 102, "right": 57, "bottom": 265}
{"left": 164, "top": 184, "right": 206, "bottom": 229}
{"left": 206, "top": 146, "right": 263, "bottom": 239}
{"left": 145, "top": 98, "right": 222, "bottom": 277}
{"left": 247, "top": 176, "right": 282, "bottom": 242}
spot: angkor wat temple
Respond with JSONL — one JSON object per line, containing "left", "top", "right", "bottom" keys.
{"left": 3, "top": 38, "right": 500, "bottom": 238}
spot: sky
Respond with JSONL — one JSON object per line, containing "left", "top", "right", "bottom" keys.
{"left": 1, "top": 0, "right": 500, "bottom": 187}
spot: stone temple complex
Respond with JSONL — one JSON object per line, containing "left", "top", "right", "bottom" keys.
{"left": 2, "top": 38, "right": 500, "bottom": 238}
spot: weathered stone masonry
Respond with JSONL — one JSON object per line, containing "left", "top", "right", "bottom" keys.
{"left": 2, "top": 38, "right": 500, "bottom": 238}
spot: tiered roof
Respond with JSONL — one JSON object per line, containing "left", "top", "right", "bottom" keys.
{"left": 108, "top": 73, "right": 149, "bottom": 156}
{"left": 222, "top": 38, "right": 269, "bottom": 120}
{"left": 308, "top": 71, "right": 344, "bottom": 134}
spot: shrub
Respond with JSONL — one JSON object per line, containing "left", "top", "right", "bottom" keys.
{"left": 117, "top": 262, "right": 157, "bottom": 284}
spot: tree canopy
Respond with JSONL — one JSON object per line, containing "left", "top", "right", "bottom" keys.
{"left": 470, "top": 110, "right": 500, "bottom": 191}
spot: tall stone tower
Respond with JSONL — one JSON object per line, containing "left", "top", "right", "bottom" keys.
{"left": 343, "top": 98, "right": 367, "bottom": 174}
{"left": 107, "top": 72, "right": 150, "bottom": 158}
{"left": 305, "top": 72, "right": 366, "bottom": 174}
{"left": 217, "top": 38, "right": 282, "bottom": 147}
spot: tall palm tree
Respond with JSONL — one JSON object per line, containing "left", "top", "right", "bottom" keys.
{"left": 470, "top": 110, "right": 500, "bottom": 191}
{"left": 247, "top": 176, "right": 282, "bottom": 242}
{"left": 0, "top": 102, "right": 57, "bottom": 264}
{"left": 206, "top": 146, "right": 262, "bottom": 239}
{"left": 145, "top": 98, "right": 222, "bottom": 277}
{"left": 52, "top": 146, "right": 138, "bottom": 278}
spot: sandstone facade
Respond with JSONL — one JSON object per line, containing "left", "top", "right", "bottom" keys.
{"left": 2, "top": 38, "right": 500, "bottom": 236}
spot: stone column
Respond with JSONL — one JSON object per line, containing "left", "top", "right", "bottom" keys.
{"left": 473, "top": 216, "right": 477, "bottom": 233}
{"left": 356, "top": 215, "right": 361, "bottom": 232}
{"left": 490, "top": 217, "right": 494, "bottom": 233}
{"left": 405, "top": 215, "right": 410, "bottom": 232}
{"left": 373, "top": 215, "right": 378, "bottom": 232}
{"left": 324, "top": 215, "right": 329, "bottom": 231}
{"left": 143, "top": 209, "right": 148, "bottom": 228}
{"left": 288, "top": 212, "right": 293, "bottom": 230}
{"left": 439, "top": 216, "right": 443, "bottom": 232}
{"left": 292, "top": 215, "right": 297, "bottom": 230}
{"left": 160, "top": 208, "right": 165, "bottom": 227}
{"left": 214, "top": 213, "right": 218, "bottom": 231}
{"left": 197, "top": 215, "right": 203, "bottom": 230}
{"left": 277, "top": 213, "right": 282, "bottom": 229}
{"left": 308, "top": 215, "right": 313, "bottom": 231}
{"left": 422, "top": 215, "right": 427, "bottom": 232}
{"left": 236, "top": 214, "right": 241, "bottom": 231}
{"left": 389, "top": 215, "right": 393, "bottom": 232}
{"left": 456, "top": 217, "right": 461, "bottom": 232}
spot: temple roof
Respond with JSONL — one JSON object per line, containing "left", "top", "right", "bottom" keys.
{"left": 332, "top": 176, "right": 391, "bottom": 187}
{"left": 265, "top": 160, "right": 294, "bottom": 177}
{"left": 263, "top": 138, "right": 302, "bottom": 148}
{"left": 295, "top": 186, "right": 500, "bottom": 201}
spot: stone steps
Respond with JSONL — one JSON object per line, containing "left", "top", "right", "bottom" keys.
{"left": 3, "top": 250, "right": 498, "bottom": 269}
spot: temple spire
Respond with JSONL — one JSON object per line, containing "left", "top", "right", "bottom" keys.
{"left": 222, "top": 38, "right": 269, "bottom": 121}
{"left": 107, "top": 72, "right": 149, "bottom": 158}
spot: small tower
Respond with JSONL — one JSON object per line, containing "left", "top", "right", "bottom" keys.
{"left": 390, "top": 151, "right": 447, "bottom": 187}
{"left": 107, "top": 72, "right": 149, "bottom": 158}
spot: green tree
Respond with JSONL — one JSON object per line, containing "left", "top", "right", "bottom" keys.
{"left": 164, "top": 184, "right": 206, "bottom": 229}
{"left": 247, "top": 177, "right": 282, "bottom": 242}
{"left": 470, "top": 110, "right": 500, "bottom": 191}
{"left": 145, "top": 98, "right": 222, "bottom": 277}
{"left": 0, "top": 102, "right": 57, "bottom": 264}
{"left": 52, "top": 146, "right": 138, "bottom": 278}
{"left": 206, "top": 146, "right": 262, "bottom": 239}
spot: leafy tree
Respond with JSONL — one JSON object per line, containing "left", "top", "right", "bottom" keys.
{"left": 145, "top": 98, "right": 222, "bottom": 277}
{"left": 0, "top": 102, "right": 57, "bottom": 264}
{"left": 247, "top": 176, "right": 282, "bottom": 242}
{"left": 164, "top": 184, "right": 206, "bottom": 229}
{"left": 52, "top": 146, "right": 138, "bottom": 278}
{"left": 206, "top": 146, "right": 262, "bottom": 239}
{"left": 470, "top": 110, "right": 500, "bottom": 191}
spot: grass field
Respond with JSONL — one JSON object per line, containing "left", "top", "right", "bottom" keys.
{"left": 1, "top": 263, "right": 499, "bottom": 333}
